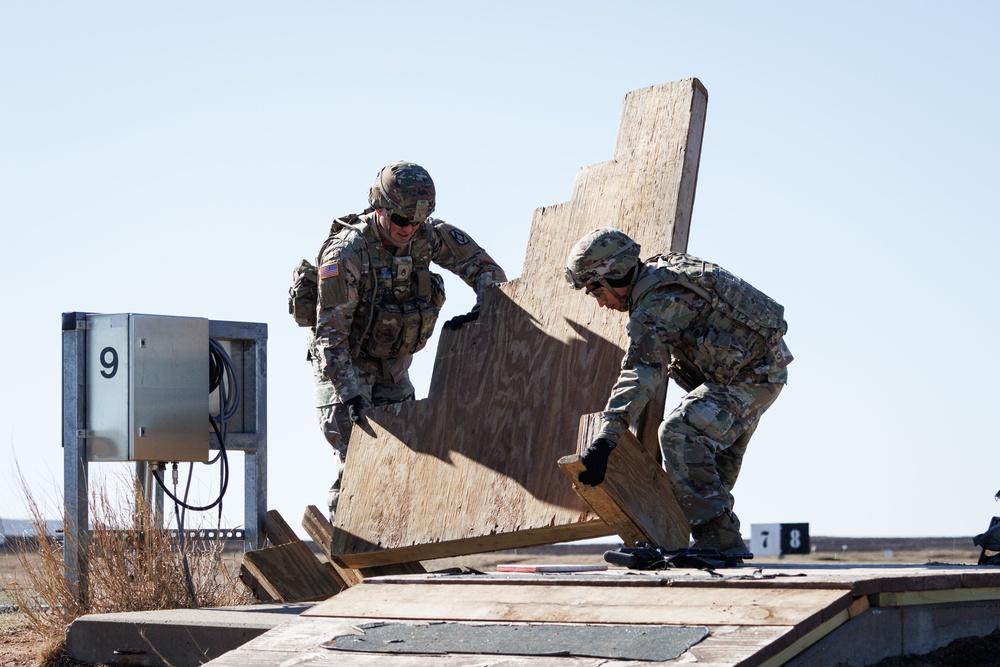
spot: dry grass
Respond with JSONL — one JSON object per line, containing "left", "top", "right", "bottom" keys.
{"left": 0, "top": 474, "right": 251, "bottom": 665}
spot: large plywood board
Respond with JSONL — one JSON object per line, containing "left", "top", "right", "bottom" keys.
{"left": 331, "top": 79, "right": 709, "bottom": 568}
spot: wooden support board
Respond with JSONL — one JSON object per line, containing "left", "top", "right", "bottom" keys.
{"left": 304, "top": 581, "right": 853, "bottom": 628}
{"left": 559, "top": 413, "right": 690, "bottom": 549}
{"left": 239, "top": 509, "right": 348, "bottom": 602}
{"left": 302, "top": 505, "right": 426, "bottom": 580}
{"left": 331, "top": 79, "right": 708, "bottom": 568}
{"left": 242, "top": 541, "right": 343, "bottom": 603}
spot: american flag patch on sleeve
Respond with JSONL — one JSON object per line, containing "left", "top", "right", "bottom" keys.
{"left": 319, "top": 261, "right": 339, "bottom": 279}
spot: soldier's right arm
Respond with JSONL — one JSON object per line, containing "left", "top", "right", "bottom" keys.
{"left": 313, "top": 233, "right": 366, "bottom": 401}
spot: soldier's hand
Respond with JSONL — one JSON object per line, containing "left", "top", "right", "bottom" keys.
{"left": 344, "top": 395, "right": 369, "bottom": 424}
{"left": 443, "top": 304, "right": 480, "bottom": 330}
{"left": 578, "top": 438, "right": 616, "bottom": 486}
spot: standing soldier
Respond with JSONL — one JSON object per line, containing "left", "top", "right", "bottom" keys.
{"left": 296, "top": 161, "right": 507, "bottom": 520}
{"left": 564, "top": 228, "right": 792, "bottom": 554}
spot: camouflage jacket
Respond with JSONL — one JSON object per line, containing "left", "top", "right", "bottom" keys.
{"left": 313, "top": 211, "right": 506, "bottom": 404}
{"left": 598, "top": 255, "right": 792, "bottom": 443}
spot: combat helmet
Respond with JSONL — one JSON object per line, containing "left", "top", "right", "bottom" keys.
{"left": 368, "top": 161, "right": 436, "bottom": 222}
{"left": 564, "top": 228, "right": 641, "bottom": 292}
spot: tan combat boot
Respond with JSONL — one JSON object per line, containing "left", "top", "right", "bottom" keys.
{"left": 691, "top": 511, "right": 748, "bottom": 554}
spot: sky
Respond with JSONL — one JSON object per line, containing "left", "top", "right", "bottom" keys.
{"left": 2, "top": 2, "right": 999, "bottom": 542}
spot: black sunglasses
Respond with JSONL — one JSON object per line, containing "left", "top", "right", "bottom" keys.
{"left": 389, "top": 211, "right": 419, "bottom": 228}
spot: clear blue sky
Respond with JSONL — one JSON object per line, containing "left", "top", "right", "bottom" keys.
{"left": 2, "top": 2, "right": 998, "bottom": 540}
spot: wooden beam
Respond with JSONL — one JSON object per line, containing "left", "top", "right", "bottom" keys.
{"left": 331, "top": 79, "right": 709, "bottom": 568}
{"left": 301, "top": 505, "right": 426, "bottom": 579}
{"left": 239, "top": 509, "right": 309, "bottom": 600}
{"left": 237, "top": 564, "right": 276, "bottom": 603}
{"left": 305, "top": 582, "right": 853, "bottom": 628}
{"left": 559, "top": 413, "right": 690, "bottom": 550}
{"left": 241, "top": 541, "right": 344, "bottom": 603}
{"left": 263, "top": 509, "right": 300, "bottom": 546}
{"left": 871, "top": 587, "right": 1000, "bottom": 607}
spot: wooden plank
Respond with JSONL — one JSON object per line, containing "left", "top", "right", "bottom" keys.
{"left": 302, "top": 505, "right": 364, "bottom": 587}
{"left": 333, "top": 521, "right": 613, "bottom": 569}
{"left": 687, "top": 625, "right": 795, "bottom": 667}
{"left": 238, "top": 563, "right": 277, "bottom": 603}
{"left": 331, "top": 79, "right": 709, "bottom": 568}
{"left": 262, "top": 509, "right": 300, "bottom": 546}
{"left": 242, "top": 541, "right": 344, "bottom": 602}
{"left": 301, "top": 505, "right": 424, "bottom": 581}
{"left": 304, "top": 582, "right": 852, "bottom": 627}
{"left": 258, "top": 508, "right": 351, "bottom": 592}
{"left": 495, "top": 564, "right": 608, "bottom": 573}
{"left": 872, "top": 586, "right": 1000, "bottom": 608}
{"left": 205, "top": 616, "right": 787, "bottom": 667}
{"left": 239, "top": 508, "right": 304, "bottom": 601}
{"left": 560, "top": 413, "right": 689, "bottom": 549}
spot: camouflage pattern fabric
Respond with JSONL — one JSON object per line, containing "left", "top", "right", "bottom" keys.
{"left": 310, "top": 210, "right": 506, "bottom": 518}
{"left": 368, "top": 161, "right": 436, "bottom": 222}
{"left": 595, "top": 260, "right": 791, "bottom": 528}
{"left": 313, "top": 211, "right": 506, "bottom": 407}
{"left": 564, "top": 227, "right": 640, "bottom": 289}
{"left": 660, "top": 381, "right": 782, "bottom": 527}
{"left": 316, "top": 371, "right": 416, "bottom": 520}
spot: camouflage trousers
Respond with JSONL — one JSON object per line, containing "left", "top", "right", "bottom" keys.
{"left": 659, "top": 381, "right": 783, "bottom": 530}
{"left": 316, "top": 365, "right": 415, "bottom": 522}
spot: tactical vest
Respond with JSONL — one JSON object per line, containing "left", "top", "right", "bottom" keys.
{"left": 632, "top": 253, "right": 787, "bottom": 385}
{"left": 332, "top": 216, "right": 446, "bottom": 360}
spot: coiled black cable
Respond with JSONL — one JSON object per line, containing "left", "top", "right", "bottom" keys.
{"left": 151, "top": 337, "right": 234, "bottom": 512}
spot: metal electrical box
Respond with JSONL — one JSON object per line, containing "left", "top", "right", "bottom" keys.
{"left": 85, "top": 313, "right": 209, "bottom": 462}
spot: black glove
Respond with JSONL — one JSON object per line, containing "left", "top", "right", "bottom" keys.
{"left": 344, "top": 395, "right": 368, "bottom": 424}
{"left": 443, "top": 304, "right": 480, "bottom": 330}
{"left": 578, "top": 438, "right": 616, "bottom": 486}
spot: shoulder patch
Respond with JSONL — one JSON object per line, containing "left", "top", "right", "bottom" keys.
{"left": 319, "top": 261, "right": 339, "bottom": 279}
{"left": 449, "top": 229, "right": 470, "bottom": 245}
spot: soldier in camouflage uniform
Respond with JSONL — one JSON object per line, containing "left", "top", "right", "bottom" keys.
{"left": 309, "top": 161, "right": 506, "bottom": 520}
{"left": 564, "top": 228, "right": 792, "bottom": 554}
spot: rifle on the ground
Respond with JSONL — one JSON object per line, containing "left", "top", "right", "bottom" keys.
{"left": 604, "top": 542, "right": 752, "bottom": 570}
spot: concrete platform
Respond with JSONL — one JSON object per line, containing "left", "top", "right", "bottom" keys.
{"left": 66, "top": 602, "right": 314, "bottom": 666}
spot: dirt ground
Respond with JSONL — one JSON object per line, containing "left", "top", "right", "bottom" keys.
{"left": 2, "top": 541, "right": 997, "bottom": 667}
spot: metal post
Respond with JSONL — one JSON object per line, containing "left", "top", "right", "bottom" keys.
{"left": 208, "top": 320, "right": 268, "bottom": 551}
{"left": 62, "top": 312, "right": 90, "bottom": 604}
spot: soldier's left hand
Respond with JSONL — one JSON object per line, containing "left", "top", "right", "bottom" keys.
{"left": 344, "top": 395, "right": 370, "bottom": 424}
{"left": 443, "top": 304, "right": 481, "bottom": 330}
{"left": 578, "top": 438, "right": 616, "bottom": 486}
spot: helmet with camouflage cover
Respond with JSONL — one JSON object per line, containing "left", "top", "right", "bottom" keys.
{"left": 368, "top": 161, "right": 436, "bottom": 222}
{"left": 564, "top": 228, "right": 641, "bottom": 291}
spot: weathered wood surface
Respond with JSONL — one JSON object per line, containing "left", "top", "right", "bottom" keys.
{"left": 302, "top": 504, "right": 364, "bottom": 586}
{"left": 203, "top": 615, "right": 793, "bottom": 667}
{"left": 304, "top": 581, "right": 852, "bottom": 627}
{"left": 262, "top": 508, "right": 300, "bottom": 546}
{"left": 331, "top": 78, "right": 708, "bottom": 568}
{"left": 241, "top": 541, "right": 344, "bottom": 602}
{"left": 239, "top": 509, "right": 348, "bottom": 602}
{"left": 559, "top": 412, "right": 690, "bottom": 549}
{"left": 205, "top": 564, "right": 1000, "bottom": 666}
{"left": 301, "top": 504, "right": 427, "bottom": 580}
